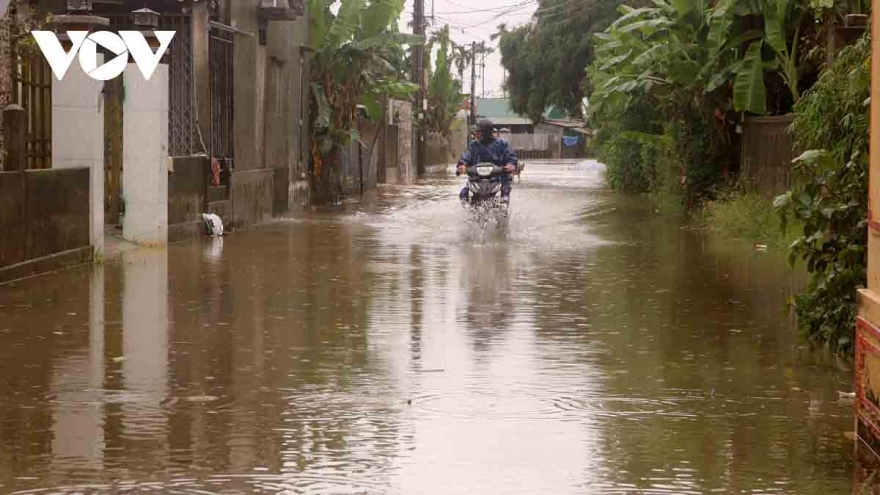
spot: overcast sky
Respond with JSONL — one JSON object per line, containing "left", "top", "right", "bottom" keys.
{"left": 0, "top": 0, "right": 531, "bottom": 97}
{"left": 399, "top": 0, "right": 538, "bottom": 98}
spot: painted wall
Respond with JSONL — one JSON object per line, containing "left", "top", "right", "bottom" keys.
{"left": 231, "top": 0, "right": 310, "bottom": 216}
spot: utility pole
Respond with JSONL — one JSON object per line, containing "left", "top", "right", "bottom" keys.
{"left": 412, "top": 0, "right": 425, "bottom": 175}
{"left": 469, "top": 41, "right": 477, "bottom": 126}
{"left": 481, "top": 50, "right": 486, "bottom": 98}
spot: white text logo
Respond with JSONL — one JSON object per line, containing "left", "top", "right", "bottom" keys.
{"left": 31, "top": 31, "right": 175, "bottom": 81}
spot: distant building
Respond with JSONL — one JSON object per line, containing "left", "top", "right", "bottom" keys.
{"left": 474, "top": 98, "right": 587, "bottom": 159}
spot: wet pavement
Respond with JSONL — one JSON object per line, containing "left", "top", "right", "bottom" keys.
{"left": 0, "top": 160, "right": 855, "bottom": 494}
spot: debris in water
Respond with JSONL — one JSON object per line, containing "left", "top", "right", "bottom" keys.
{"left": 839, "top": 391, "right": 856, "bottom": 403}
{"left": 752, "top": 243, "right": 768, "bottom": 252}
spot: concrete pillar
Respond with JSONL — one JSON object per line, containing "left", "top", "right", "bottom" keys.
{"left": 52, "top": 54, "right": 105, "bottom": 256}
{"left": 122, "top": 64, "right": 169, "bottom": 246}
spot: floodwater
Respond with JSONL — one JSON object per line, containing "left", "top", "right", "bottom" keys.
{"left": 0, "top": 160, "right": 856, "bottom": 494}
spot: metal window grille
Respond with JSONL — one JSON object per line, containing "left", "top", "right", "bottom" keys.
{"left": 209, "top": 27, "right": 234, "bottom": 161}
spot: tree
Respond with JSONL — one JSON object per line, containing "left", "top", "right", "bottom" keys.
{"left": 308, "top": 0, "right": 423, "bottom": 201}
{"left": 494, "top": 0, "right": 624, "bottom": 121}
{"left": 588, "top": 0, "right": 746, "bottom": 204}
{"left": 449, "top": 42, "right": 471, "bottom": 84}
{"left": 425, "top": 25, "right": 463, "bottom": 135}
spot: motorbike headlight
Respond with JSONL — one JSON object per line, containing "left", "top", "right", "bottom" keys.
{"left": 476, "top": 165, "right": 493, "bottom": 177}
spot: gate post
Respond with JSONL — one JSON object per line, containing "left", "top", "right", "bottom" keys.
{"left": 122, "top": 63, "right": 169, "bottom": 246}
{"left": 52, "top": 53, "right": 105, "bottom": 258}
{"left": 2, "top": 105, "right": 25, "bottom": 172}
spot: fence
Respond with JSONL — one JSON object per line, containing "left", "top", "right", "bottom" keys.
{"left": 210, "top": 27, "right": 234, "bottom": 161}
{"left": 504, "top": 133, "right": 550, "bottom": 151}
{"left": 8, "top": 47, "right": 53, "bottom": 171}
{"left": 740, "top": 115, "right": 797, "bottom": 196}
{"left": 0, "top": 14, "right": 10, "bottom": 171}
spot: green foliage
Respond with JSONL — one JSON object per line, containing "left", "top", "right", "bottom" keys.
{"left": 733, "top": 41, "right": 768, "bottom": 115}
{"left": 308, "top": 0, "right": 423, "bottom": 200}
{"left": 589, "top": 0, "right": 737, "bottom": 205}
{"left": 495, "top": 0, "right": 624, "bottom": 121}
{"left": 774, "top": 34, "right": 870, "bottom": 353}
{"left": 594, "top": 96, "right": 667, "bottom": 193}
{"left": 425, "top": 25, "right": 464, "bottom": 135}
{"left": 699, "top": 190, "right": 802, "bottom": 246}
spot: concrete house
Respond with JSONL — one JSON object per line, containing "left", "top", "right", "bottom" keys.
{"left": 0, "top": 0, "right": 310, "bottom": 282}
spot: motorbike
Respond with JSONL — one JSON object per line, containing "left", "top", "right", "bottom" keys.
{"left": 460, "top": 162, "right": 511, "bottom": 228}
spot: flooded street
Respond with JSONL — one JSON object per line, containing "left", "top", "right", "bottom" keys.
{"left": 0, "top": 160, "right": 855, "bottom": 494}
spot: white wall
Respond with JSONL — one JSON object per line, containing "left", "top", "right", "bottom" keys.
{"left": 52, "top": 54, "right": 105, "bottom": 256}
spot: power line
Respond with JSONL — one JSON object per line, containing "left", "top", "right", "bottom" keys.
{"left": 457, "top": 2, "right": 536, "bottom": 30}
{"left": 406, "top": 1, "right": 536, "bottom": 15}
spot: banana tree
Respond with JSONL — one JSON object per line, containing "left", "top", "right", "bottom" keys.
{"left": 426, "top": 25, "right": 464, "bottom": 135}
{"left": 590, "top": 0, "right": 728, "bottom": 106}
{"left": 309, "top": 0, "right": 423, "bottom": 199}
{"left": 728, "top": 0, "right": 806, "bottom": 114}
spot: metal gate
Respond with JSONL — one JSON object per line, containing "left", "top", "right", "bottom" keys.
{"left": 209, "top": 27, "right": 234, "bottom": 163}
{"left": 103, "top": 77, "right": 123, "bottom": 225}
{"left": 165, "top": 15, "right": 198, "bottom": 157}
{"left": 12, "top": 49, "right": 52, "bottom": 170}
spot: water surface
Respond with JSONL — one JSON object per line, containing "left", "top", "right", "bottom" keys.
{"left": 0, "top": 160, "right": 853, "bottom": 494}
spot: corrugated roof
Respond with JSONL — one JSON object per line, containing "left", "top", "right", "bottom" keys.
{"left": 543, "top": 119, "right": 585, "bottom": 128}
{"left": 490, "top": 117, "right": 532, "bottom": 125}
{"left": 474, "top": 98, "right": 531, "bottom": 125}
{"left": 475, "top": 98, "right": 572, "bottom": 125}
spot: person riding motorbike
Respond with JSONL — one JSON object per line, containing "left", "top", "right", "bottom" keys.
{"left": 456, "top": 118, "right": 518, "bottom": 203}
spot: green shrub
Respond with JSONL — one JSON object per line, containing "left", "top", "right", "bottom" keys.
{"left": 700, "top": 191, "right": 802, "bottom": 247}
{"left": 775, "top": 34, "right": 870, "bottom": 354}
{"left": 595, "top": 96, "right": 665, "bottom": 193}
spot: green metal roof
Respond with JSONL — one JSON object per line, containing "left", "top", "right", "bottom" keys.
{"left": 475, "top": 98, "right": 530, "bottom": 125}
{"left": 475, "top": 98, "right": 568, "bottom": 124}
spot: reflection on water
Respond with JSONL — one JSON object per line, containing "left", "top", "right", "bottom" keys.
{"left": 0, "top": 160, "right": 855, "bottom": 494}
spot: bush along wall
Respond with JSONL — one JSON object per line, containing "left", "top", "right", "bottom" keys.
{"left": 774, "top": 34, "right": 871, "bottom": 353}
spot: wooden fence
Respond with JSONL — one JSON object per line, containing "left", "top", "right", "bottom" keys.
{"left": 740, "top": 114, "right": 797, "bottom": 196}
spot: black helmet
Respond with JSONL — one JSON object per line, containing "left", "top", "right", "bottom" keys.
{"left": 477, "top": 118, "right": 494, "bottom": 140}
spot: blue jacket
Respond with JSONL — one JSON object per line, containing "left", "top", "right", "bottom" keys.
{"left": 458, "top": 138, "right": 518, "bottom": 168}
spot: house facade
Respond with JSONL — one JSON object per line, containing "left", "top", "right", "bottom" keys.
{"left": 0, "top": 0, "right": 310, "bottom": 282}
